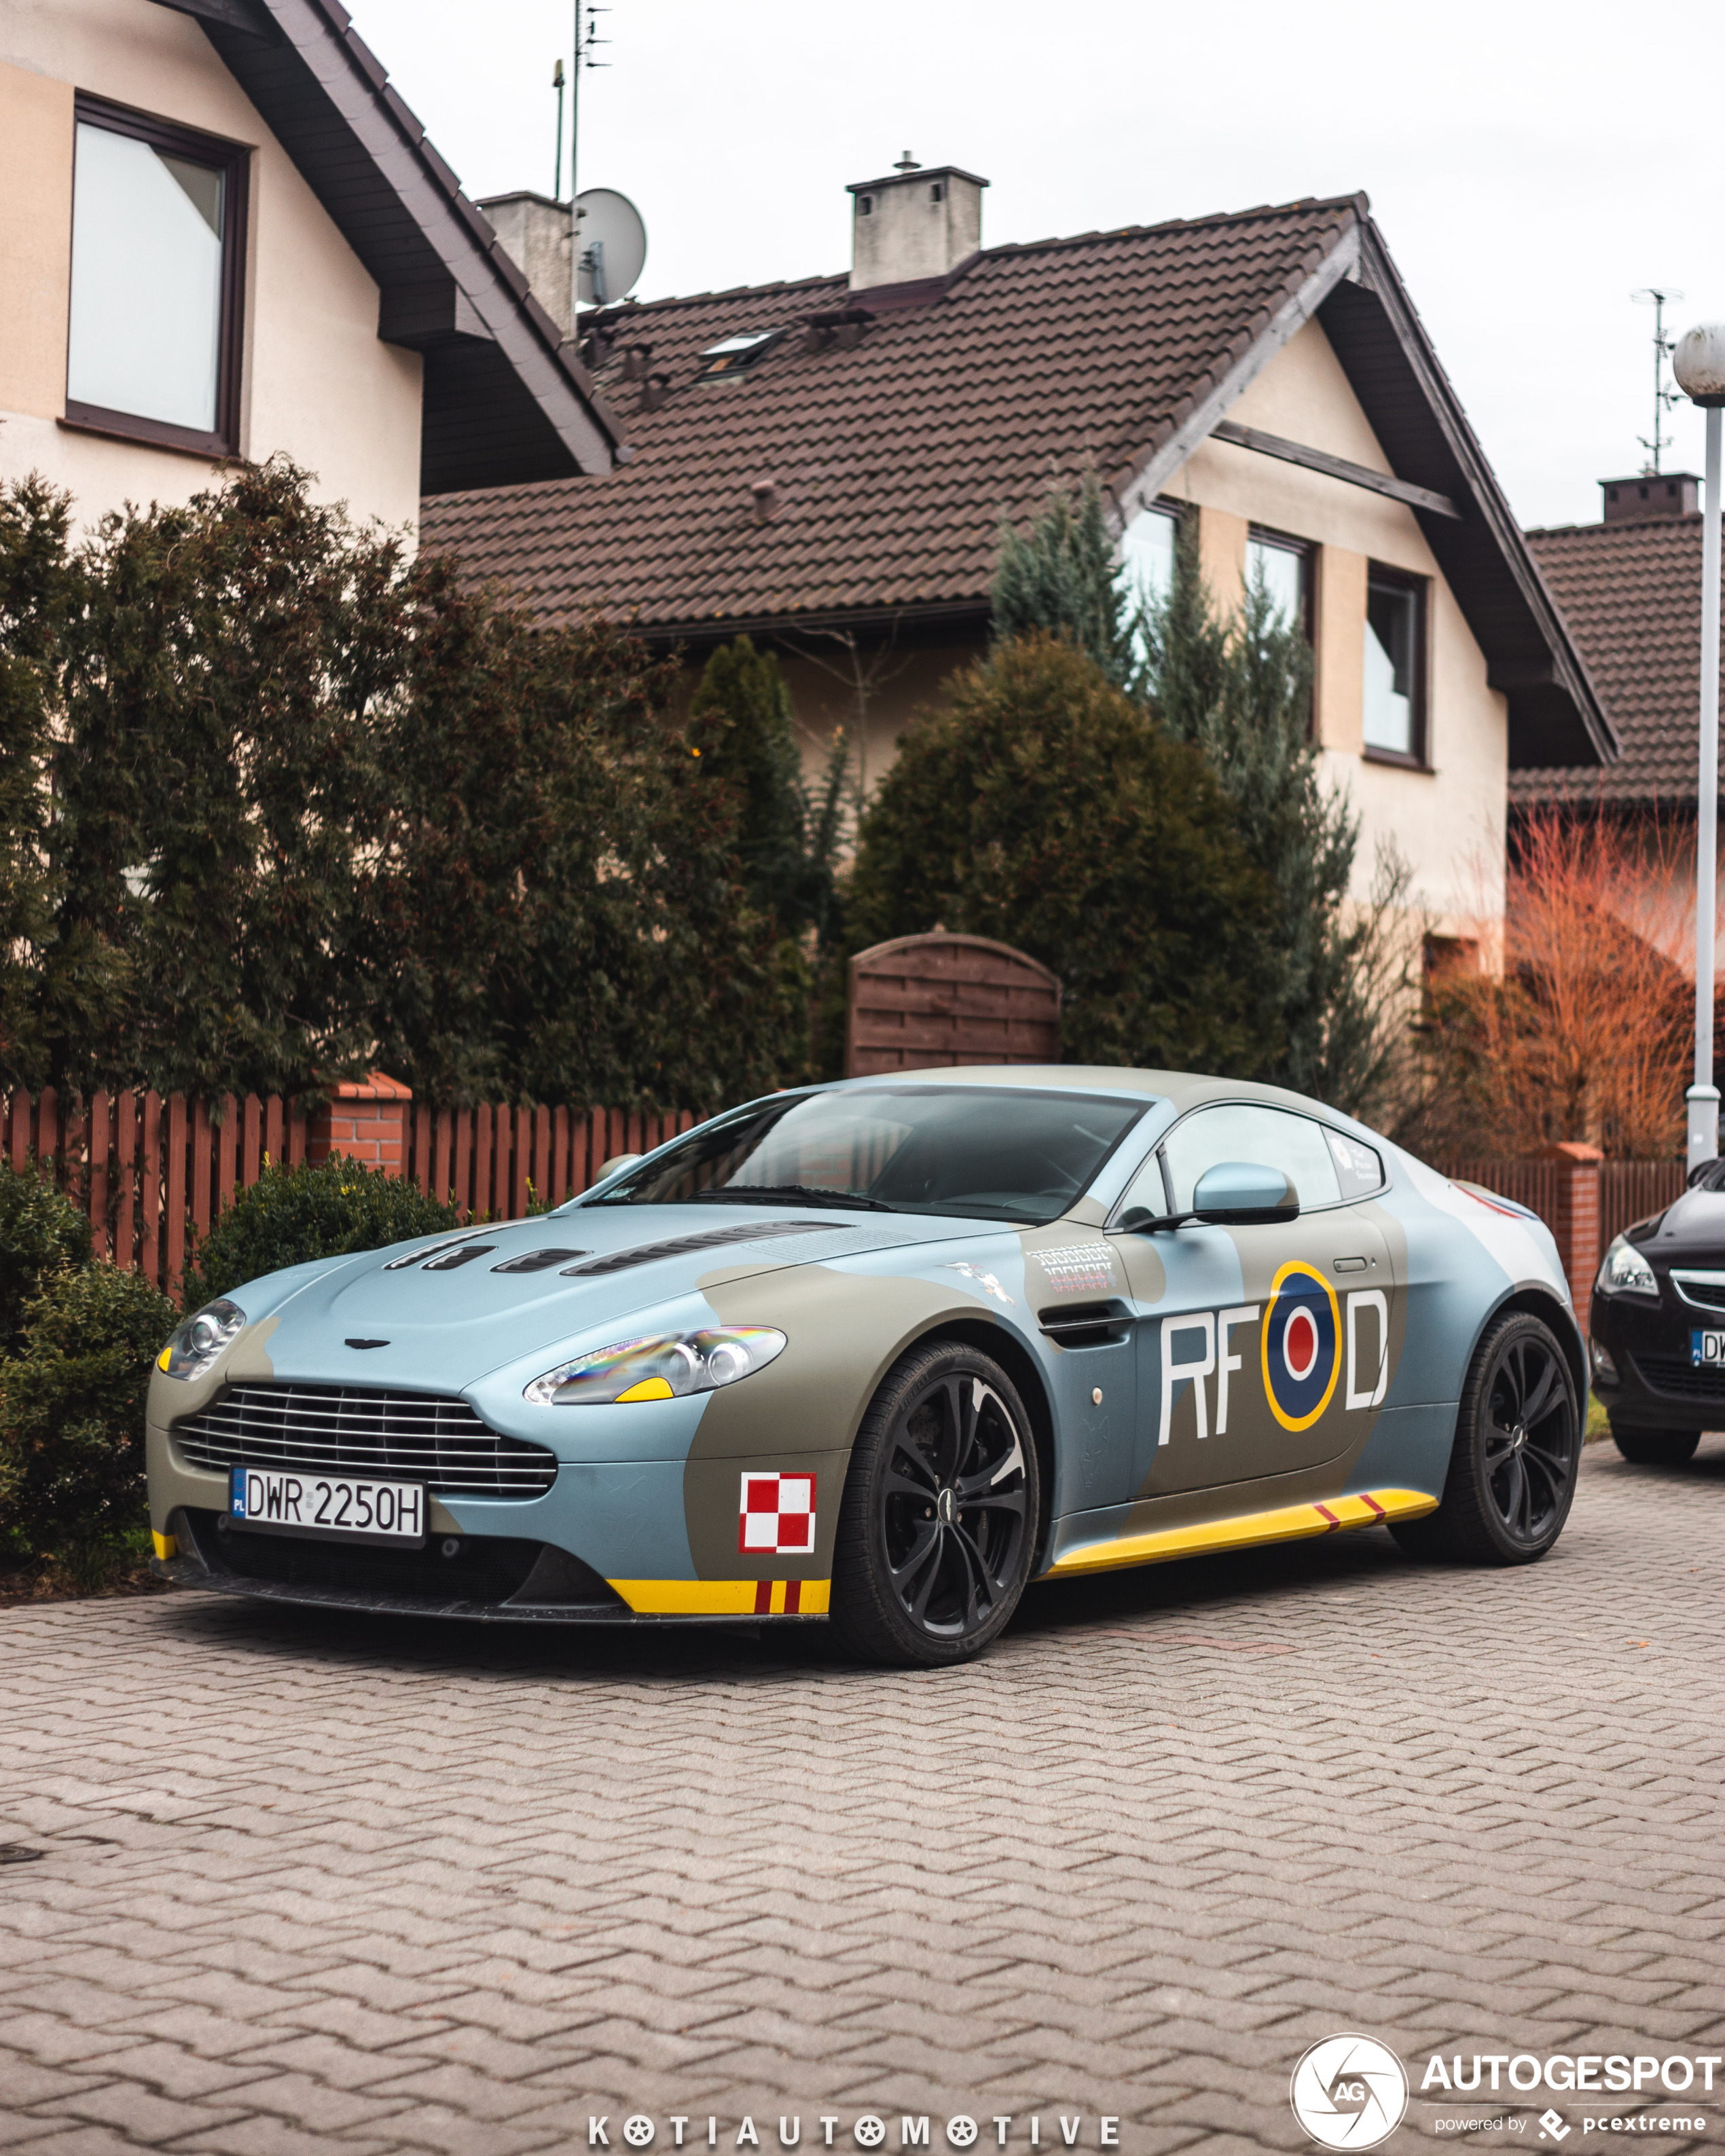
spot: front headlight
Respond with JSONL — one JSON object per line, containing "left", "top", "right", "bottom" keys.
{"left": 524, "top": 1327, "right": 786, "bottom": 1405}
{"left": 156, "top": 1298, "right": 247, "bottom": 1380}
{"left": 1596, "top": 1235, "right": 1657, "bottom": 1298}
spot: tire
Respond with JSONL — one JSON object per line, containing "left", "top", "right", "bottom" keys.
{"left": 1390, "top": 1310, "right": 1580, "bottom": 1566}
{"left": 1610, "top": 1424, "right": 1701, "bottom": 1466}
{"left": 830, "top": 1340, "right": 1040, "bottom": 1667}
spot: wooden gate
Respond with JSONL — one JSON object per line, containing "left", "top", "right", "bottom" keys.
{"left": 845, "top": 933, "right": 1061, "bottom": 1077}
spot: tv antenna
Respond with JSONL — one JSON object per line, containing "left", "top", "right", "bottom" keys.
{"left": 568, "top": 0, "right": 611, "bottom": 319}
{"left": 1632, "top": 287, "right": 1685, "bottom": 474}
{"left": 551, "top": 58, "right": 565, "bottom": 199}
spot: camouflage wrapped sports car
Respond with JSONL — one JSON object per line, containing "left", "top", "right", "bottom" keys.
{"left": 147, "top": 1067, "right": 1586, "bottom": 1665}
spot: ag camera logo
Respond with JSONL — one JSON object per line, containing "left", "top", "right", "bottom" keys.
{"left": 1291, "top": 2034, "right": 1410, "bottom": 2149}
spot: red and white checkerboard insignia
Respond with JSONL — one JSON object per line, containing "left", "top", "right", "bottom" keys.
{"left": 739, "top": 1472, "right": 816, "bottom": 1555}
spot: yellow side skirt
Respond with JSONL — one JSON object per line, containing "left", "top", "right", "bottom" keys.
{"left": 151, "top": 1530, "right": 177, "bottom": 1561}
{"left": 609, "top": 1577, "right": 832, "bottom": 1616}
{"left": 1047, "top": 1486, "right": 1440, "bottom": 1579}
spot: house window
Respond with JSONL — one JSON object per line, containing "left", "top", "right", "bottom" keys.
{"left": 1363, "top": 568, "right": 1426, "bottom": 763}
{"left": 65, "top": 98, "right": 249, "bottom": 455}
{"left": 1121, "top": 501, "right": 1180, "bottom": 613}
{"left": 1246, "top": 528, "right": 1312, "bottom": 638}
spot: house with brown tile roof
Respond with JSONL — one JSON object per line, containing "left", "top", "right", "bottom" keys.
{"left": 421, "top": 164, "right": 1616, "bottom": 945}
{"left": 1518, "top": 478, "right": 1720, "bottom": 813}
{"left": 1, "top": 0, "right": 625, "bottom": 537}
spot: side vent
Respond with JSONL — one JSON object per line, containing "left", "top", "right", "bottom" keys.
{"left": 1038, "top": 1300, "right": 1133, "bottom": 1350}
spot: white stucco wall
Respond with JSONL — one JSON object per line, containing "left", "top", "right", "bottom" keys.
{"left": 0, "top": 0, "right": 422, "bottom": 538}
{"left": 1164, "top": 317, "right": 1509, "bottom": 940}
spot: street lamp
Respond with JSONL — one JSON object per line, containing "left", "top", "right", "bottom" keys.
{"left": 1673, "top": 324, "right": 1725, "bottom": 1172}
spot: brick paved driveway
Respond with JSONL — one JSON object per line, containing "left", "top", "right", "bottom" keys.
{"left": 2, "top": 1438, "right": 1722, "bottom": 2156}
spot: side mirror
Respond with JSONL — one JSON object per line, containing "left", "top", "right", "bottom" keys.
{"left": 1192, "top": 1161, "right": 1299, "bottom": 1225}
{"left": 596, "top": 1152, "right": 644, "bottom": 1181}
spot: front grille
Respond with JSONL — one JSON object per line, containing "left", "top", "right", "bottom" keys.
{"left": 1671, "top": 1271, "right": 1725, "bottom": 1313}
{"left": 1630, "top": 1354, "right": 1725, "bottom": 1402}
{"left": 172, "top": 1384, "right": 557, "bottom": 1499}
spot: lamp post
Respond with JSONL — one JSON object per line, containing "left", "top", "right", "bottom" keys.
{"left": 1674, "top": 325, "right": 1725, "bottom": 1171}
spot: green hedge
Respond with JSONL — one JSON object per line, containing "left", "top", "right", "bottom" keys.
{"left": 0, "top": 1261, "right": 177, "bottom": 1584}
{"left": 183, "top": 1154, "right": 459, "bottom": 1304}
{"left": 0, "top": 1164, "right": 92, "bottom": 1357}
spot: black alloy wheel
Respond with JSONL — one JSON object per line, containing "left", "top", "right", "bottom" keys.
{"left": 831, "top": 1342, "right": 1040, "bottom": 1667}
{"left": 1610, "top": 1424, "right": 1701, "bottom": 1466}
{"left": 1392, "top": 1311, "right": 1580, "bottom": 1565}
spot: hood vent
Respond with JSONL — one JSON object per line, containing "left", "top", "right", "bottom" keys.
{"left": 560, "top": 1220, "right": 825, "bottom": 1277}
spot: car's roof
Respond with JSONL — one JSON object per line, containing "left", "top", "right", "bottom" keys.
{"left": 829, "top": 1065, "right": 1353, "bottom": 1120}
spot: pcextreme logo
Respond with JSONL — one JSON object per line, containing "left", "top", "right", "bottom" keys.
{"left": 1290, "top": 2034, "right": 1411, "bottom": 2149}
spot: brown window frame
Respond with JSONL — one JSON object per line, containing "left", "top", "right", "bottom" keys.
{"left": 65, "top": 94, "right": 250, "bottom": 459}
{"left": 1245, "top": 524, "right": 1315, "bottom": 643}
{"left": 1362, "top": 563, "right": 1430, "bottom": 770}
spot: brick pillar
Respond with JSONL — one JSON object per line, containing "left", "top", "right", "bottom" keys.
{"left": 1542, "top": 1140, "right": 1604, "bottom": 1335}
{"left": 307, "top": 1073, "right": 412, "bottom": 1178}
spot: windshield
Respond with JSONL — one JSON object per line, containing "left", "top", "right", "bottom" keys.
{"left": 583, "top": 1086, "right": 1150, "bottom": 1226}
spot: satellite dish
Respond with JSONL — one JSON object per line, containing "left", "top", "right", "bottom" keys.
{"left": 575, "top": 188, "right": 647, "bottom": 306}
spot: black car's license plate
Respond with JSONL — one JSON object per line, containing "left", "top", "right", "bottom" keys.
{"left": 228, "top": 1466, "right": 426, "bottom": 1546}
{"left": 1692, "top": 1329, "right": 1725, "bottom": 1368}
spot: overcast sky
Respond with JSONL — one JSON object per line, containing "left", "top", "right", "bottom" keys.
{"left": 351, "top": 0, "right": 1722, "bottom": 532}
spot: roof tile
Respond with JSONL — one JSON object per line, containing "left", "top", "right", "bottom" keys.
{"left": 1516, "top": 517, "right": 1723, "bottom": 806}
{"left": 419, "top": 197, "right": 1361, "bottom": 630}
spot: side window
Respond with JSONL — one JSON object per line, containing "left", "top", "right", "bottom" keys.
{"left": 1324, "top": 1126, "right": 1385, "bottom": 1199}
{"left": 1161, "top": 1103, "right": 1344, "bottom": 1213}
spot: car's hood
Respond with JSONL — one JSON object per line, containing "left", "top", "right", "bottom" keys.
{"left": 1629, "top": 1186, "right": 1725, "bottom": 1260}
{"left": 239, "top": 1205, "right": 983, "bottom": 1392}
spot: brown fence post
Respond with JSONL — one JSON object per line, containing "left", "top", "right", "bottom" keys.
{"left": 1541, "top": 1141, "right": 1605, "bottom": 1336}
{"left": 90, "top": 1090, "right": 110, "bottom": 1260}
{"left": 166, "top": 1095, "right": 187, "bottom": 1299}
{"left": 141, "top": 1091, "right": 162, "bottom": 1285}
{"left": 115, "top": 1091, "right": 136, "bottom": 1271}
{"left": 35, "top": 1085, "right": 56, "bottom": 1184}
{"left": 264, "top": 1095, "right": 284, "bottom": 1168}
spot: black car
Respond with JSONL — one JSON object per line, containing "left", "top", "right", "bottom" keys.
{"left": 1589, "top": 1160, "right": 1725, "bottom": 1463}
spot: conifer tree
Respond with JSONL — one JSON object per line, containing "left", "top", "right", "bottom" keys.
{"left": 991, "top": 476, "right": 1131, "bottom": 687}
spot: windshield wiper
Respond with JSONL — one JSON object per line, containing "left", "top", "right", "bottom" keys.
{"left": 688, "top": 1184, "right": 895, "bottom": 1211}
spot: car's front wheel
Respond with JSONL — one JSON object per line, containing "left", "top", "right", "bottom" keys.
{"left": 1610, "top": 1423, "right": 1701, "bottom": 1466}
{"left": 1391, "top": 1310, "right": 1580, "bottom": 1565}
{"left": 831, "top": 1341, "right": 1040, "bottom": 1667}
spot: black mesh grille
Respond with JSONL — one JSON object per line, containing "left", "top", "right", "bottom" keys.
{"left": 1671, "top": 1273, "right": 1725, "bottom": 1313}
{"left": 172, "top": 1384, "right": 556, "bottom": 1499}
{"left": 1630, "top": 1354, "right": 1725, "bottom": 1402}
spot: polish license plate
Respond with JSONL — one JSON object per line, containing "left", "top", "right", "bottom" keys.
{"left": 1690, "top": 1330, "right": 1725, "bottom": 1368}
{"left": 228, "top": 1465, "right": 426, "bottom": 1546}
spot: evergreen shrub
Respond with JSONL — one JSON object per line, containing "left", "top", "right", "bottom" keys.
{"left": 0, "top": 1261, "right": 177, "bottom": 1581}
{"left": 182, "top": 1154, "right": 459, "bottom": 1306}
{"left": 0, "top": 1161, "right": 92, "bottom": 1356}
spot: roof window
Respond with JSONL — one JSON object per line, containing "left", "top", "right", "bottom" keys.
{"left": 697, "top": 329, "right": 784, "bottom": 378}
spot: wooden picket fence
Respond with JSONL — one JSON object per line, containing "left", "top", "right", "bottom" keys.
{"left": 1, "top": 1086, "right": 699, "bottom": 1300}
{"left": 3, "top": 1082, "right": 1693, "bottom": 1312}
{"left": 1441, "top": 1157, "right": 1687, "bottom": 1246}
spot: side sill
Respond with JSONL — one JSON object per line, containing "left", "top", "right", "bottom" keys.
{"left": 1045, "top": 1486, "right": 1440, "bottom": 1579}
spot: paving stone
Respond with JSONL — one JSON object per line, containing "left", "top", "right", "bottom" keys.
{"left": 1, "top": 1440, "right": 1723, "bottom": 2155}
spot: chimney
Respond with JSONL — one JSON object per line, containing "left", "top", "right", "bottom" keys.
{"left": 1599, "top": 472, "right": 1701, "bottom": 522}
{"left": 846, "top": 155, "right": 988, "bottom": 293}
{"left": 478, "top": 190, "right": 573, "bottom": 340}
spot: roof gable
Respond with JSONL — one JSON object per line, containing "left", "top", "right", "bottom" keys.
{"left": 148, "top": 0, "right": 625, "bottom": 492}
{"left": 419, "top": 193, "right": 1612, "bottom": 767}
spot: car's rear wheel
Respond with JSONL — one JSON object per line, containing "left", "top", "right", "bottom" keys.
{"left": 1610, "top": 1423, "right": 1701, "bottom": 1465}
{"left": 1391, "top": 1311, "right": 1580, "bottom": 1565}
{"left": 831, "top": 1341, "right": 1039, "bottom": 1667}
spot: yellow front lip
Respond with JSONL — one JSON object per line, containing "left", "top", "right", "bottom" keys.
{"left": 609, "top": 1577, "right": 831, "bottom": 1615}
{"left": 1047, "top": 1488, "right": 1440, "bottom": 1577}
